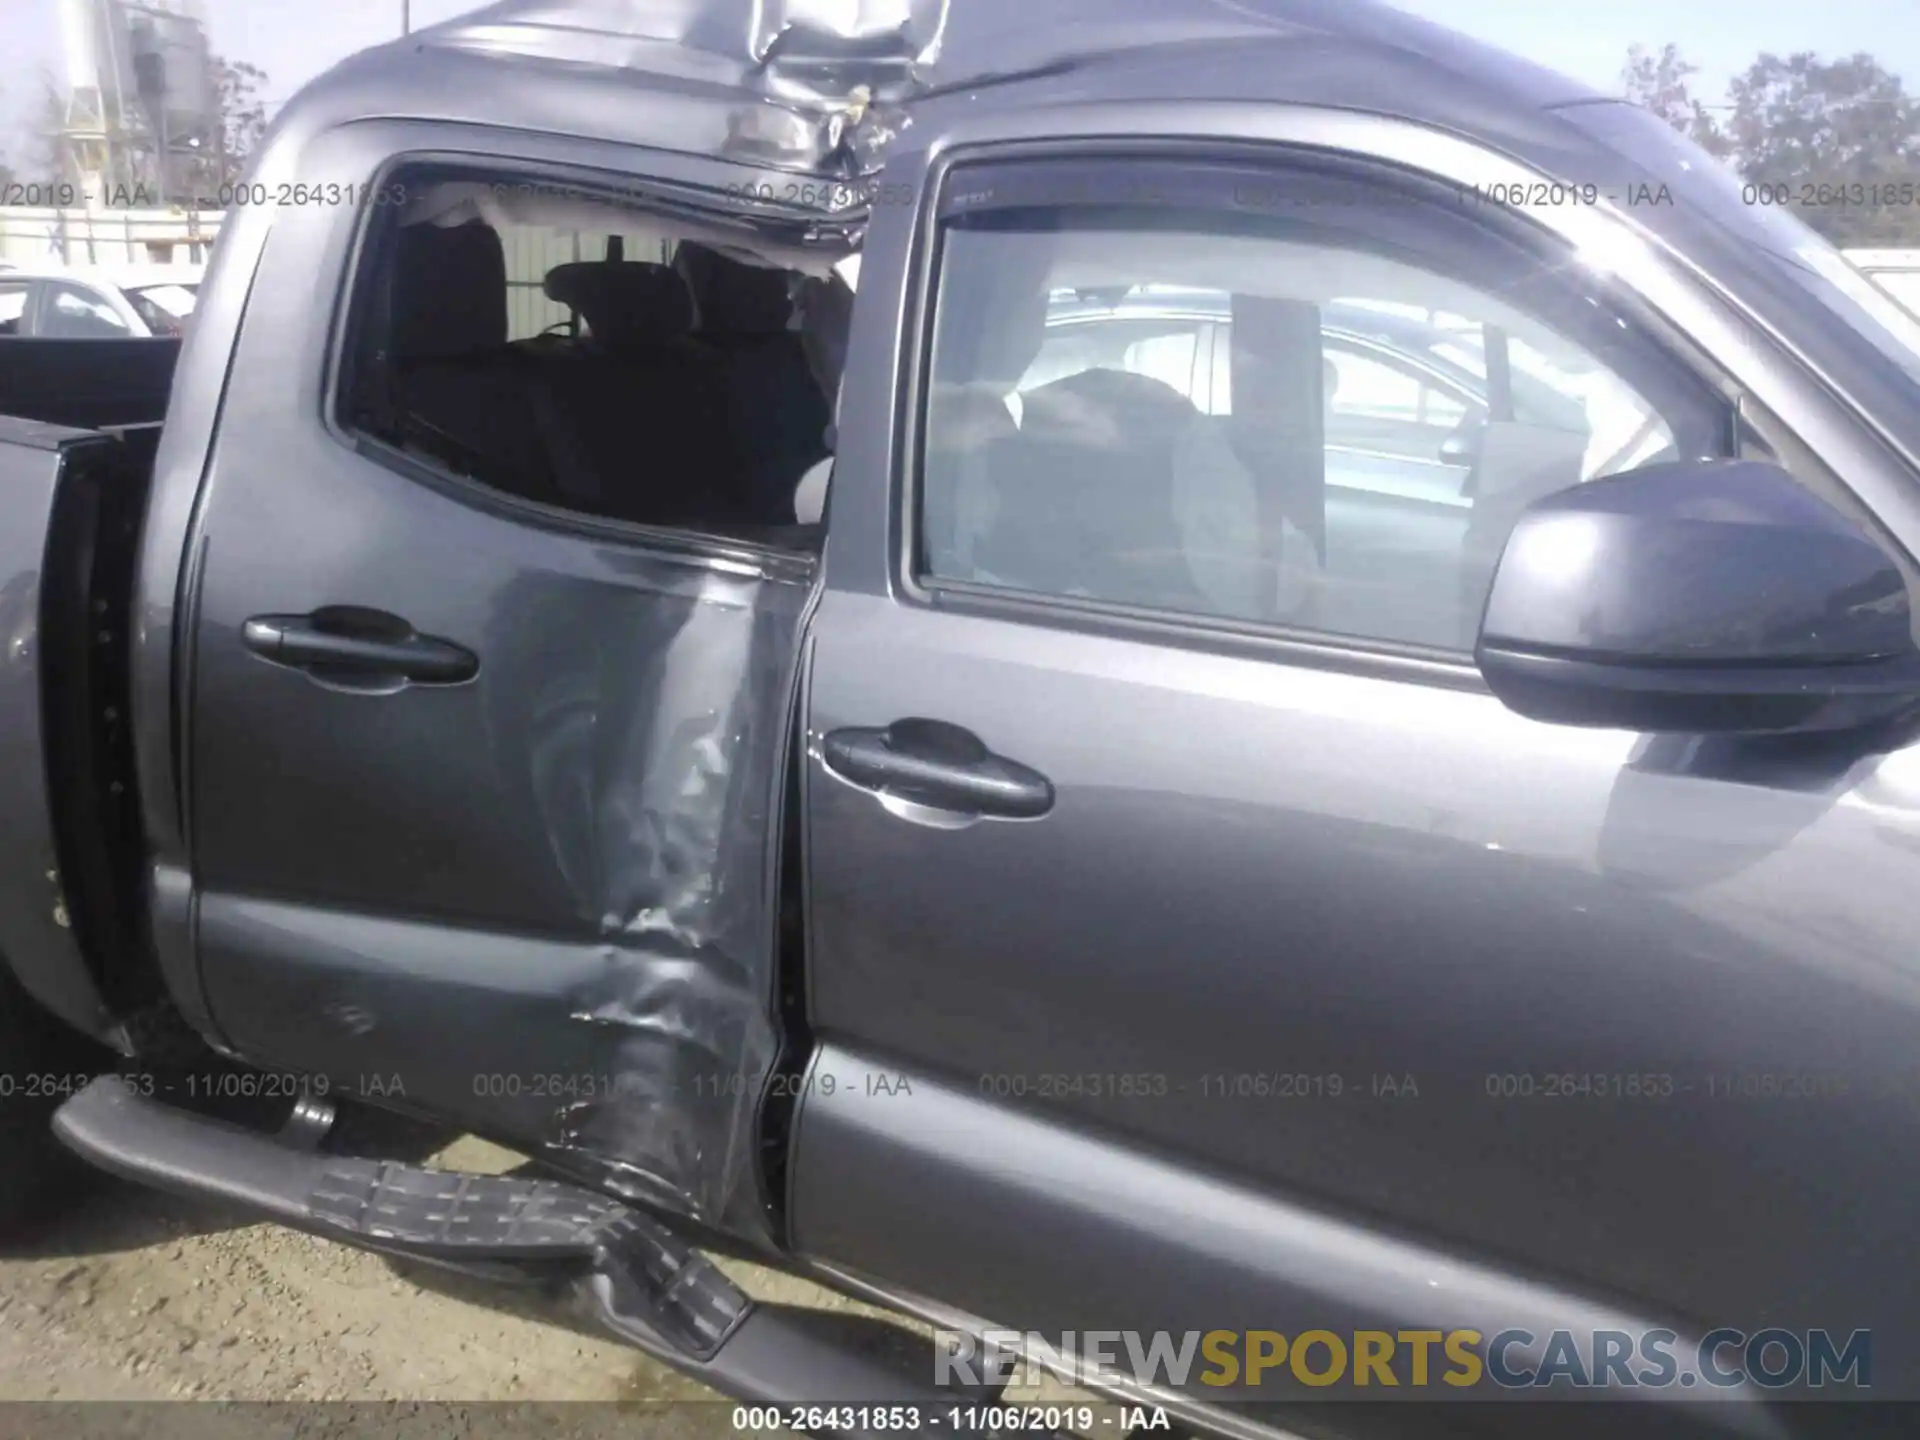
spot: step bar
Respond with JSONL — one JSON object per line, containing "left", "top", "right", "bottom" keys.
{"left": 54, "top": 1077, "right": 1008, "bottom": 1432}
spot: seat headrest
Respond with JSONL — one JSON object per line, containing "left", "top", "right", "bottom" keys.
{"left": 390, "top": 222, "right": 508, "bottom": 359}
{"left": 543, "top": 262, "right": 693, "bottom": 351}
{"left": 1022, "top": 367, "right": 1199, "bottom": 449}
{"left": 674, "top": 243, "right": 794, "bottom": 336}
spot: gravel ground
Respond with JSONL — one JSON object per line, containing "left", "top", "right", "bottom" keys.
{"left": 0, "top": 1130, "right": 1101, "bottom": 1439}
{"left": 0, "top": 1136, "right": 718, "bottom": 1412}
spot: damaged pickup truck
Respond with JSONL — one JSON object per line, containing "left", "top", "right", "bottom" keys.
{"left": 10, "top": 0, "right": 1920, "bottom": 1435}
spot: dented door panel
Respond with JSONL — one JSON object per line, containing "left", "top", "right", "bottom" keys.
{"left": 178, "top": 114, "right": 813, "bottom": 1243}
{"left": 195, "top": 545, "right": 810, "bottom": 1236}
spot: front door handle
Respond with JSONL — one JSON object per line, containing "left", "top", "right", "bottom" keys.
{"left": 821, "top": 718, "right": 1054, "bottom": 820}
{"left": 242, "top": 608, "right": 478, "bottom": 685}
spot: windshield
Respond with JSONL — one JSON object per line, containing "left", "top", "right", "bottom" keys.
{"left": 1565, "top": 101, "right": 1920, "bottom": 390}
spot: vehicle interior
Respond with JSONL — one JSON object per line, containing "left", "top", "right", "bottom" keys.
{"left": 341, "top": 175, "right": 846, "bottom": 553}
{"left": 124, "top": 281, "right": 198, "bottom": 336}
{"left": 336, "top": 172, "right": 1716, "bottom": 652}
{"left": 922, "top": 220, "right": 1717, "bottom": 651}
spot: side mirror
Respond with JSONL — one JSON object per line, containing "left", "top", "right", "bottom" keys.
{"left": 1475, "top": 458, "right": 1920, "bottom": 734}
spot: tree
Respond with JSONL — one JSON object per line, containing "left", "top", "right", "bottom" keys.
{"left": 1722, "top": 52, "right": 1920, "bottom": 246}
{"left": 1623, "top": 43, "right": 1920, "bottom": 245}
{"left": 1620, "top": 43, "right": 1729, "bottom": 157}
{"left": 16, "top": 55, "right": 270, "bottom": 205}
{"left": 207, "top": 57, "right": 269, "bottom": 189}
{"left": 173, "top": 56, "right": 269, "bottom": 202}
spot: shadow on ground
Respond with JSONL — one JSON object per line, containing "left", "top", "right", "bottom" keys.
{"left": 0, "top": 1098, "right": 460, "bottom": 1261}
{"left": 0, "top": 1174, "right": 247, "bottom": 1260}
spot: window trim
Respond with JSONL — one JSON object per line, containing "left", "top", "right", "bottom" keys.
{"left": 896, "top": 139, "right": 1751, "bottom": 669}
{"left": 322, "top": 150, "right": 833, "bottom": 574}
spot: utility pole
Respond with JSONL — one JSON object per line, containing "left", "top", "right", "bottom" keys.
{"left": 402, "top": 0, "right": 410, "bottom": 35}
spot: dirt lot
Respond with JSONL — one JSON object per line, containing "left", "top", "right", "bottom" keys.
{"left": 0, "top": 1136, "right": 727, "bottom": 1417}
{"left": 0, "top": 1131, "right": 1100, "bottom": 1439}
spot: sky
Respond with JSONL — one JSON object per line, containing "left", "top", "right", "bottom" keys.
{"left": 6, "top": 0, "right": 1919, "bottom": 168}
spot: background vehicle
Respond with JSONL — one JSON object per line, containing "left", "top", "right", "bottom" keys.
{"left": 1012, "top": 289, "right": 1670, "bottom": 644}
{"left": 1850, "top": 248, "right": 1920, "bottom": 316}
{"left": 0, "top": 264, "right": 201, "bottom": 338}
{"left": 5, "top": 1, "right": 1920, "bottom": 1437}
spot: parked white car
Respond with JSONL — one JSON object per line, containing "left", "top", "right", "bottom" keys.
{"left": 1847, "top": 248, "right": 1920, "bottom": 317}
{"left": 0, "top": 265, "right": 203, "bottom": 338}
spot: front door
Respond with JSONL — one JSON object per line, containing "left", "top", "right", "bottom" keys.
{"left": 797, "top": 132, "right": 1920, "bottom": 1381}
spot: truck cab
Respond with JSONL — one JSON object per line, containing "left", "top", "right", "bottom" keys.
{"left": 6, "top": 1, "right": 1920, "bottom": 1434}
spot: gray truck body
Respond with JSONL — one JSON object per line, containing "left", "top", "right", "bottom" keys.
{"left": 6, "top": 2, "right": 1920, "bottom": 1435}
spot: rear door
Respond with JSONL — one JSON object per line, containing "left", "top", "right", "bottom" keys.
{"left": 171, "top": 124, "right": 825, "bottom": 1239}
{"left": 795, "top": 116, "right": 1920, "bottom": 1378}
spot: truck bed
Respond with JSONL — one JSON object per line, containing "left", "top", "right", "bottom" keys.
{"left": 0, "top": 409, "right": 161, "bottom": 1044}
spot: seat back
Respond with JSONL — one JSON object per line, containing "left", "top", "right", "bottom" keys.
{"left": 543, "top": 261, "right": 695, "bottom": 354}
{"left": 537, "top": 260, "right": 729, "bottom": 523}
{"left": 922, "top": 381, "right": 1021, "bottom": 575}
{"left": 384, "top": 221, "right": 560, "bottom": 502}
{"left": 677, "top": 245, "right": 832, "bottom": 524}
{"left": 390, "top": 220, "right": 509, "bottom": 362}
{"left": 974, "top": 368, "right": 1203, "bottom": 611}
{"left": 1458, "top": 420, "right": 1589, "bottom": 644}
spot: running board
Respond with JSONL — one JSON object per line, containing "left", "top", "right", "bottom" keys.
{"left": 53, "top": 1077, "right": 1007, "bottom": 1432}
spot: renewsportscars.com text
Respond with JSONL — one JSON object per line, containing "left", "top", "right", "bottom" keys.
{"left": 934, "top": 1327, "right": 1871, "bottom": 1393}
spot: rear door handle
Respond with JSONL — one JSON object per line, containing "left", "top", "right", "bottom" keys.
{"left": 242, "top": 608, "right": 478, "bottom": 685}
{"left": 821, "top": 718, "right": 1053, "bottom": 820}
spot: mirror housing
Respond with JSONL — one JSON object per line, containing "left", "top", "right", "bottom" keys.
{"left": 1475, "top": 459, "right": 1920, "bottom": 734}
